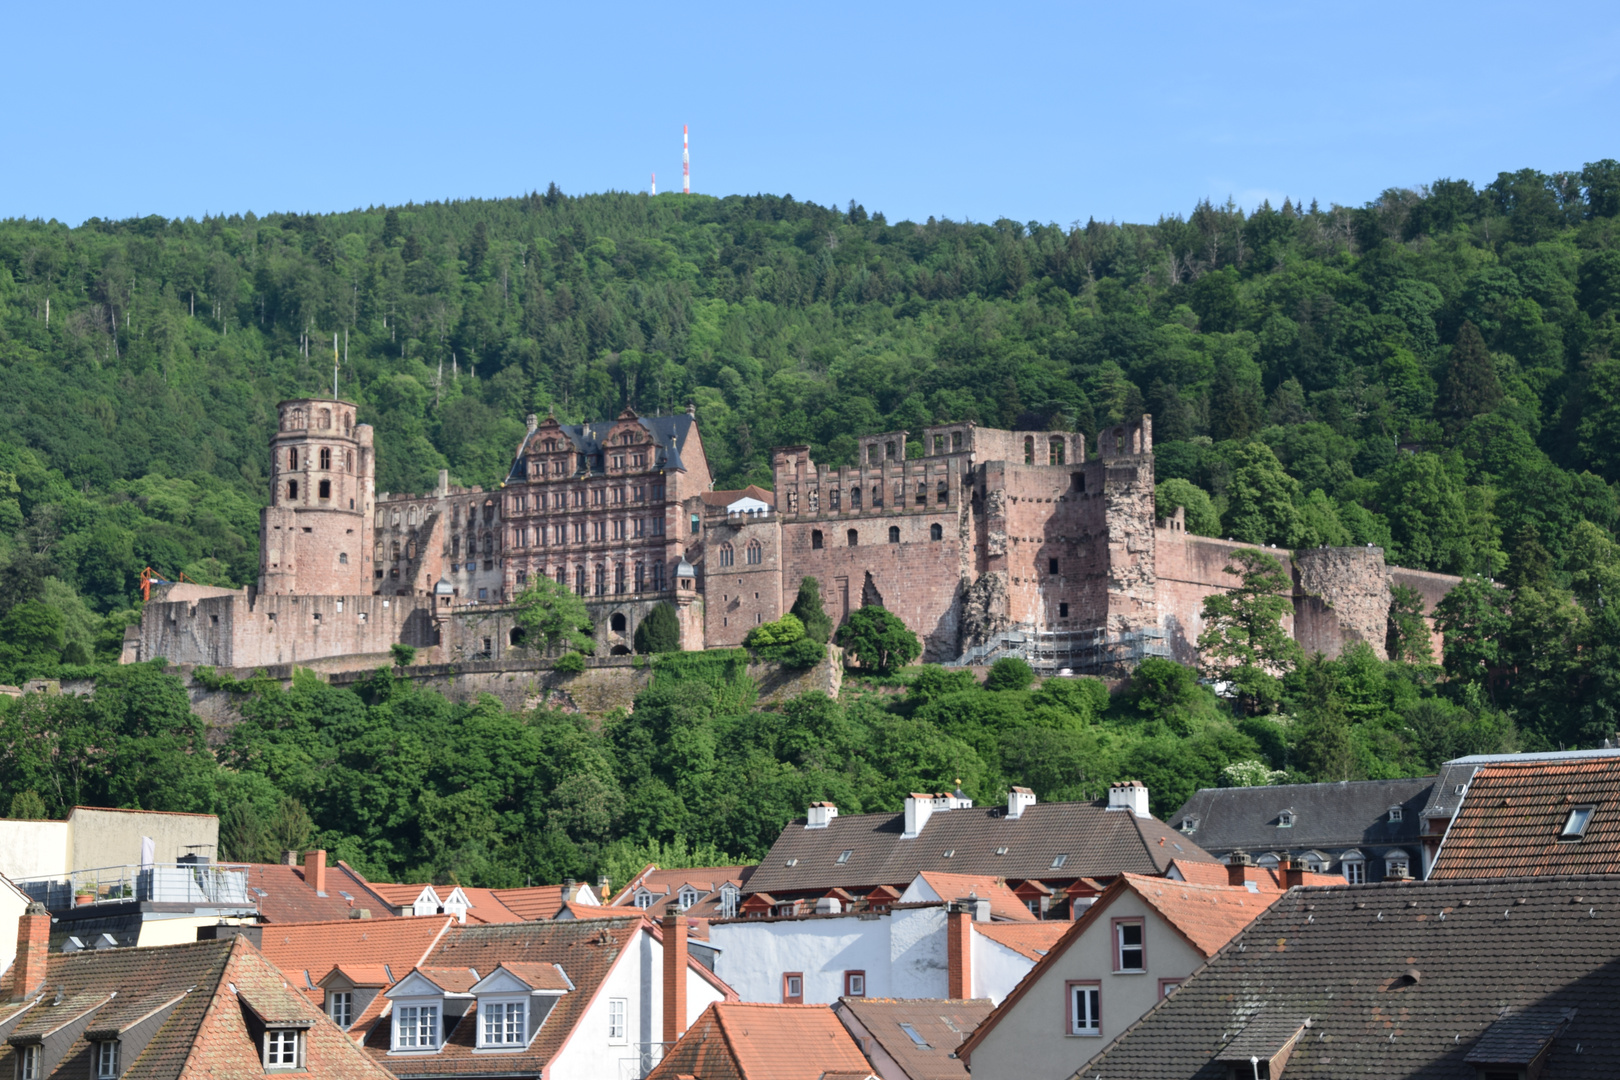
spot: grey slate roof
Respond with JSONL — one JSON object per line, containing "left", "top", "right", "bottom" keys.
{"left": 507, "top": 411, "right": 694, "bottom": 483}
{"left": 1071, "top": 873, "right": 1620, "bottom": 1080}
{"left": 743, "top": 801, "right": 1214, "bottom": 897}
{"left": 1166, "top": 778, "right": 1433, "bottom": 864}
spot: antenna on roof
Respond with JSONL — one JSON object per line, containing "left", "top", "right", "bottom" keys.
{"left": 333, "top": 333, "right": 339, "bottom": 399}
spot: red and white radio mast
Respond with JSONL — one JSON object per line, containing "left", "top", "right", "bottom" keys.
{"left": 682, "top": 125, "right": 690, "bottom": 194}
{"left": 651, "top": 172, "right": 656, "bottom": 195}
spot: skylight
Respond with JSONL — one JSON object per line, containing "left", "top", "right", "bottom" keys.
{"left": 995, "top": 846, "right": 1009, "bottom": 856}
{"left": 1562, "top": 806, "right": 1595, "bottom": 839}
{"left": 836, "top": 850, "right": 853, "bottom": 864}
{"left": 339, "top": 891, "right": 353, "bottom": 900}
{"left": 1050, "top": 854, "right": 1068, "bottom": 869}
{"left": 898, "top": 1023, "right": 931, "bottom": 1048}
{"left": 942, "top": 849, "right": 955, "bottom": 858}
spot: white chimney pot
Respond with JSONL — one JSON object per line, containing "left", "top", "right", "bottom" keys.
{"left": 1108, "top": 780, "right": 1151, "bottom": 818}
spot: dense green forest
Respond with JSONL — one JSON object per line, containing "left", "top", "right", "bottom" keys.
{"left": 4, "top": 165, "right": 1620, "bottom": 881}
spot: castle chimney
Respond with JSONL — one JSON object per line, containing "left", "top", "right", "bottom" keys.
{"left": 305, "top": 850, "right": 327, "bottom": 897}
{"left": 662, "top": 913, "right": 688, "bottom": 1046}
{"left": 946, "top": 900, "right": 974, "bottom": 999}
{"left": 9, "top": 903, "right": 51, "bottom": 1001}
{"left": 1226, "top": 851, "right": 1251, "bottom": 888}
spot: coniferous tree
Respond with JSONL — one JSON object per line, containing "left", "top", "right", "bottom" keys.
{"left": 1438, "top": 321, "right": 1502, "bottom": 437}
{"left": 790, "top": 576, "right": 833, "bottom": 644}
{"left": 634, "top": 602, "right": 682, "bottom": 654}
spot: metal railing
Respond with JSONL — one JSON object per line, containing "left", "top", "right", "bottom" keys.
{"left": 619, "top": 1043, "right": 670, "bottom": 1080}
{"left": 15, "top": 863, "right": 254, "bottom": 910}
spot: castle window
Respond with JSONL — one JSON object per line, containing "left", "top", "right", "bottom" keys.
{"left": 1049, "top": 438, "right": 1065, "bottom": 465}
{"left": 408, "top": 509, "right": 417, "bottom": 526}
{"left": 288, "top": 480, "right": 299, "bottom": 500}
{"left": 930, "top": 523, "right": 943, "bottom": 541}
{"left": 319, "top": 479, "right": 331, "bottom": 499}
{"left": 915, "top": 487, "right": 927, "bottom": 506}
{"left": 691, "top": 514, "right": 701, "bottom": 534}
{"left": 746, "top": 540, "right": 762, "bottom": 564}
{"left": 1059, "top": 602, "right": 1069, "bottom": 617}
{"left": 850, "top": 487, "right": 862, "bottom": 509}
{"left": 952, "top": 431, "right": 963, "bottom": 451}
{"left": 346, "top": 449, "right": 354, "bottom": 472}
{"left": 483, "top": 533, "right": 494, "bottom": 555}
{"left": 595, "top": 565, "right": 607, "bottom": 595}
{"left": 391, "top": 542, "right": 401, "bottom": 561}
{"left": 615, "top": 564, "right": 626, "bottom": 593}
{"left": 339, "top": 552, "right": 348, "bottom": 564}
{"left": 829, "top": 488, "right": 840, "bottom": 510}
{"left": 484, "top": 502, "right": 495, "bottom": 522}
{"left": 593, "top": 489, "right": 604, "bottom": 507}
{"left": 575, "top": 566, "right": 587, "bottom": 596}
{"left": 888, "top": 526, "right": 900, "bottom": 544}
{"left": 886, "top": 441, "right": 897, "bottom": 460}
{"left": 847, "top": 529, "right": 859, "bottom": 547}
{"left": 719, "top": 544, "right": 734, "bottom": 568}
{"left": 1049, "top": 558, "right": 1059, "bottom": 574}
{"left": 652, "top": 562, "right": 665, "bottom": 590}
{"left": 937, "top": 481, "right": 949, "bottom": 504}
{"left": 635, "top": 563, "right": 645, "bottom": 590}
{"left": 407, "top": 541, "right": 417, "bottom": 559}
{"left": 1024, "top": 436, "right": 1034, "bottom": 464}
{"left": 1072, "top": 472, "right": 1086, "bottom": 493}
{"left": 320, "top": 447, "right": 332, "bottom": 470}
{"left": 318, "top": 408, "right": 332, "bottom": 430}
{"left": 288, "top": 448, "right": 299, "bottom": 470}
{"left": 812, "top": 530, "right": 824, "bottom": 550}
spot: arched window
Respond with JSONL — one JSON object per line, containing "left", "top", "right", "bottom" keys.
{"left": 746, "top": 540, "right": 762, "bottom": 564}
{"left": 574, "top": 566, "right": 587, "bottom": 595}
{"left": 406, "top": 541, "right": 417, "bottom": 560}
{"left": 484, "top": 502, "right": 495, "bottom": 523}
{"left": 510, "top": 627, "right": 526, "bottom": 646}
{"left": 374, "top": 543, "right": 383, "bottom": 563}
{"left": 888, "top": 526, "right": 900, "bottom": 544}
{"left": 595, "top": 565, "right": 607, "bottom": 595}
{"left": 390, "top": 541, "right": 401, "bottom": 561}
{"left": 408, "top": 509, "right": 417, "bottom": 526}
{"left": 930, "top": 523, "right": 943, "bottom": 541}
{"left": 719, "top": 543, "right": 734, "bottom": 567}
{"left": 319, "top": 408, "right": 332, "bottom": 430}
{"left": 287, "top": 480, "right": 299, "bottom": 500}
{"left": 615, "top": 564, "right": 625, "bottom": 593}
{"left": 1024, "top": 436, "right": 1034, "bottom": 464}
{"left": 451, "top": 538, "right": 460, "bottom": 557}
{"left": 847, "top": 529, "right": 859, "bottom": 547}
{"left": 345, "top": 449, "right": 353, "bottom": 472}
{"left": 339, "top": 552, "right": 349, "bottom": 564}
{"left": 610, "top": 612, "right": 627, "bottom": 632}
{"left": 850, "top": 487, "right": 862, "bottom": 509}
{"left": 483, "top": 533, "right": 494, "bottom": 555}
{"left": 829, "top": 488, "right": 841, "bottom": 511}
{"left": 556, "top": 566, "right": 567, "bottom": 586}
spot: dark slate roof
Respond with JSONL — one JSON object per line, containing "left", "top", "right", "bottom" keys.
{"left": 1166, "top": 778, "right": 1434, "bottom": 858}
{"left": 1432, "top": 758, "right": 1620, "bottom": 879}
{"left": 507, "top": 411, "right": 695, "bottom": 483}
{"left": 1071, "top": 873, "right": 1620, "bottom": 1080}
{"left": 743, "top": 801, "right": 1213, "bottom": 897}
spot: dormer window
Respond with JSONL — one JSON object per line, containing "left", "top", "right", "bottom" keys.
{"left": 95, "top": 1041, "right": 119, "bottom": 1080}
{"left": 328, "top": 992, "right": 352, "bottom": 1029}
{"left": 480, "top": 1001, "right": 526, "bottom": 1047}
{"left": 719, "top": 885, "right": 739, "bottom": 919}
{"left": 1388, "top": 806, "right": 1403, "bottom": 823}
{"left": 17, "top": 1045, "right": 39, "bottom": 1080}
{"left": 1277, "top": 811, "right": 1295, "bottom": 827}
{"left": 634, "top": 889, "right": 654, "bottom": 909}
{"left": 1179, "top": 817, "right": 1199, "bottom": 835}
{"left": 394, "top": 1004, "right": 440, "bottom": 1050}
{"left": 677, "top": 887, "right": 699, "bottom": 910}
{"left": 263, "top": 1030, "right": 304, "bottom": 1071}
{"left": 1561, "top": 806, "right": 1595, "bottom": 839}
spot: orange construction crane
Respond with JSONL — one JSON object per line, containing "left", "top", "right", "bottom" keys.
{"left": 139, "top": 566, "right": 173, "bottom": 603}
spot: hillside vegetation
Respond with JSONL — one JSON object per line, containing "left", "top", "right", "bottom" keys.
{"left": 3, "top": 169, "right": 1620, "bottom": 875}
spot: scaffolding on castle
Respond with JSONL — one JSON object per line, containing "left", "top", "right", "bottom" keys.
{"left": 947, "top": 624, "right": 1170, "bottom": 675}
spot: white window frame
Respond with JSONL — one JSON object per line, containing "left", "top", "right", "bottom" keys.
{"left": 95, "top": 1040, "right": 119, "bottom": 1080}
{"left": 1114, "top": 920, "right": 1146, "bottom": 973}
{"left": 1385, "top": 855, "right": 1410, "bottom": 878}
{"left": 677, "top": 887, "right": 699, "bottom": 910}
{"left": 393, "top": 1002, "right": 441, "bottom": 1051}
{"left": 718, "top": 885, "right": 738, "bottom": 919}
{"left": 1343, "top": 859, "right": 1365, "bottom": 884}
{"left": 1388, "top": 806, "right": 1403, "bottom": 823}
{"left": 328, "top": 991, "right": 353, "bottom": 1029}
{"left": 1068, "top": 982, "right": 1101, "bottom": 1036}
{"left": 607, "top": 998, "right": 628, "bottom": 1045}
{"left": 478, "top": 997, "right": 528, "bottom": 1049}
{"left": 263, "top": 1029, "right": 303, "bottom": 1071}
{"left": 18, "top": 1045, "right": 39, "bottom": 1080}
{"left": 634, "top": 889, "right": 654, "bottom": 910}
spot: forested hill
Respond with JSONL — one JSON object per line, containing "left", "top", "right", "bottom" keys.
{"left": 4, "top": 166, "right": 1620, "bottom": 663}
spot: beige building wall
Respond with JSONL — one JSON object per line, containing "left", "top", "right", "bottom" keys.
{"left": 134, "top": 914, "right": 251, "bottom": 948}
{"left": 0, "top": 821, "right": 70, "bottom": 881}
{"left": 0, "top": 877, "right": 29, "bottom": 978}
{"left": 66, "top": 808, "right": 219, "bottom": 871}
{"left": 965, "top": 892, "right": 1205, "bottom": 1080}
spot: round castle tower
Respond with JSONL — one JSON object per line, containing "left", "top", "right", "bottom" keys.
{"left": 259, "top": 399, "right": 375, "bottom": 595}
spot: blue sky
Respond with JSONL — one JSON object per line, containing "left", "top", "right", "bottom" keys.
{"left": 7, "top": 1, "right": 1619, "bottom": 227}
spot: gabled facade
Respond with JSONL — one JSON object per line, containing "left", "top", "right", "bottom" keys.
{"left": 609, "top": 864, "right": 755, "bottom": 920}
{"left": 644, "top": 1001, "right": 874, "bottom": 1080}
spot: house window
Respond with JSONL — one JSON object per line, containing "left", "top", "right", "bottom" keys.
{"left": 898, "top": 1023, "right": 929, "bottom": 1047}
{"left": 1115, "top": 920, "right": 1145, "bottom": 971}
{"left": 1277, "top": 810, "right": 1295, "bottom": 827}
{"left": 1562, "top": 806, "right": 1595, "bottom": 838}
{"left": 1385, "top": 854, "right": 1410, "bottom": 878}
{"left": 608, "top": 998, "right": 628, "bottom": 1044}
{"left": 782, "top": 973, "right": 804, "bottom": 1004}
{"left": 836, "top": 850, "right": 853, "bottom": 864}
{"left": 1388, "top": 806, "right": 1403, "bottom": 823}
{"left": 95, "top": 1040, "right": 119, "bottom": 1079}
{"left": 18, "top": 1045, "right": 39, "bottom": 1080}
{"left": 812, "top": 530, "right": 824, "bottom": 549}
{"left": 329, "top": 991, "right": 353, "bottom": 1029}
{"left": 481, "top": 1001, "right": 526, "bottom": 1046}
{"left": 844, "top": 971, "right": 866, "bottom": 997}
{"left": 1343, "top": 859, "right": 1365, "bottom": 885}
{"left": 1158, "top": 979, "right": 1182, "bottom": 998}
{"left": 634, "top": 890, "right": 653, "bottom": 909}
{"left": 888, "top": 526, "right": 900, "bottom": 543}
{"left": 930, "top": 523, "right": 943, "bottom": 540}
{"left": 1302, "top": 853, "right": 1328, "bottom": 873}
{"left": 1067, "top": 982, "right": 1101, "bottom": 1036}
{"left": 1050, "top": 854, "right": 1068, "bottom": 869}
{"left": 263, "top": 1030, "right": 303, "bottom": 1070}
{"left": 678, "top": 887, "right": 699, "bottom": 909}
{"left": 396, "top": 1004, "right": 440, "bottom": 1049}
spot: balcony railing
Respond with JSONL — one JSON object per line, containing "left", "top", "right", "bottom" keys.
{"left": 15, "top": 862, "right": 254, "bottom": 910}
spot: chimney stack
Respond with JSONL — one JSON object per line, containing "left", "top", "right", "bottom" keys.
{"left": 1226, "top": 851, "right": 1251, "bottom": 888}
{"left": 305, "top": 850, "right": 327, "bottom": 897}
{"left": 1006, "top": 786, "right": 1036, "bottom": 820}
{"left": 1283, "top": 858, "right": 1305, "bottom": 890}
{"left": 282, "top": 850, "right": 298, "bottom": 867}
{"left": 8, "top": 903, "right": 51, "bottom": 1001}
{"left": 946, "top": 900, "right": 974, "bottom": 999}
{"left": 1107, "top": 780, "right": 1150, "bottom": 818}
{"left": 806, "top": 802, "right": 838, "bottom": 829}
{"left": 662, "top": 913, "right": 688, "bottom": 1046}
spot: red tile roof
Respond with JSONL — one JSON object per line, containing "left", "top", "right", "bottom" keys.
{"left": 610, "top": 864, "right": 755, "bottom": 919}
{"left": 971, "top": 921, "right": 1071, "bottom": 961}
{"left": 910, "top": 872, "right": 1036, "bottom": 921}
{"left": 490, "top": 962, "right": 572, "bottom": 991}
{"left": 452, "top": 886, "right": 524, "bottom": 923}
{"left": 647, "top": 1003, "right": 871, "bottom": 1080}
{"left": 836, "top": 998, "right": 994, "bottom": 1080}
{"left": 257, "top": 916, "right": 454, "bottom": 1007}
{"left": 1432, "top": 759, "right": 1620, "bottom": 878}
{"left": 1168, "top": 858, "right": 1344, "bottom": 890}
{"left": 487, "top": 884, "right": 574, "bottom": 920}
{"left": 239, "top": 860, "right": 397, "bottom": 923}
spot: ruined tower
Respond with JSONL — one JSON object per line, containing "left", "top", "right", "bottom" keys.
{"left": 259, "top": 398, "right": 375, "bottom": 595}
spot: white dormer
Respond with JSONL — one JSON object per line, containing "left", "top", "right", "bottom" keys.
{"left": 633, "top": 886, "right": 662, "bottom": 910}
{"left": 402, "top": 885, "right": 443, "bottom": 918}
{"left": 467, "top": 965, "right": 571, "bottom": 1051}
{"left": 440, "top": 887, "right": 471, "bottom": 924}
{"left": 718, "top": 883, "right": 739, "bottom": 919}
{"left": 1007, "top": 786, "right": 1036, "bottom": 820}
{"left": 806, "top": 802, "right": 839, "bottom": 828}
{"left": 903, "top": 793, "right": 948, "bottom": 838}
{"left": 385, "top": 969, "right": 476, "bottom": 1053}
{"left": 676, "top": 885, "right": 701, "bottom": 910}
{"left": 1107, "top": 780, "right": 1150, "bottom": 818}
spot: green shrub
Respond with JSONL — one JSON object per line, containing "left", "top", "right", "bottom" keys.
{"left": 390, "top": 643, "right": 417, "bottom": 668}
{"left": 835, "top": 606, "right": 922, "bottom": 674}
{"left": 790, "top": 577, "right": 833, "bottom": 644}
{"left": 984, "top": 657, "right": 1035, "bottom": 692}
{"left": 745, "top": 614, "right": 805, "bottom": 649}
{"left": 555, "top": 652, "right": 587, "bottom": 674}
{"left": 634, "top": 603, "right": 682, "bottom": 654}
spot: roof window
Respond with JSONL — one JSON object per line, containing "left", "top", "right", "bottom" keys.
{"left": 1050, "top": 854, "right": 1068, "bottom": 869}
{"left": 898, "top": 1023, "right": 931, "bottom": 1049}
{"left": 942, "top": 849, "right": 955, "bottom": 858}
{"left": 995, "top": 846, "right": 1009, "bottom": 856}
{"left": 836, "top": 850, "right": 853, "bottom": 864}
{"left": 1561, "top": 806, "right": 1595, "bottom": 839}
{"left": 1277, "top": 810, "right": 1295, "bottom": 827}
{"left": 785, "top": 858, "right": 799, "bottom": 867}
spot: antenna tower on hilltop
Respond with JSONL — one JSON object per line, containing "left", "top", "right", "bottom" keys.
{"left": 651, "top": 171, "right": 656, "bottom": 195}
{"left": 683, "top": 125, "right": 690, "bottom": 194}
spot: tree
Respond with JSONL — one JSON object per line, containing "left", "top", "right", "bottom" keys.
{"left": 790, "top": 577, "right": 833, "bottom": 644}
{"left": 836, "top": 606, "right": 921, "bottom": 674}
{"left": 7, "top": 790, "right": 46, "bottom": 819}
{"left": 1154, "top": 479, "right": 1220, "bottom": 535}
{"left": 390, "top": 643, "right": 417, "bottom": 668}
{"left": 634, "top": 602, "right": 682, "bottom": 654}
{"left": 1221, "top": 442, "right": 1302, "bottom": 547}
{"left": 1386, "top": 584, "right": 1434, "bottom": 665}
{"left": 513, "top": 575, "right": 594, "bottom": 655}
{"left": 1437, "top": 321, "right": 1503, "bottom": 438}
{"left": 0, "top": 600, "right": 65, "bottom": 675}
{"left": 1432, "top": 576, "right": 1512, "bottom": 695}
{"left": 984, "top": 657, "right": 1034, "bottom": 692}
{"left": 1196, "top": 548, "right": 1301, "bottom": 714}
